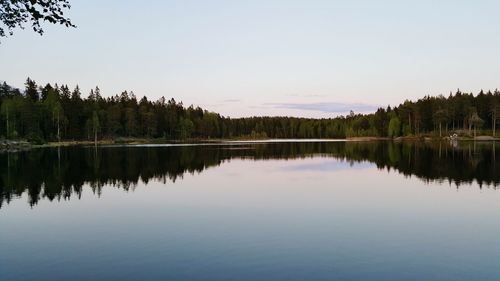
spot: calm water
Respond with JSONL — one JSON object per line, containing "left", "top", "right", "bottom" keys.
{"left": 1, "top": 141, "right": 500, "bottom": 281}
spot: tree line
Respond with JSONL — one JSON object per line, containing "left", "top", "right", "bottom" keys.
{"left": 1, "top": 78, "right": 500, "bottom": 143}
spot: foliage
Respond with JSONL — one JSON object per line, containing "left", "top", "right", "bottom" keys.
{"left": 1, "top": 79, "right": 500, "bottom": 142}
{"left": 0, "top": 0, "right": 75, "bottom": 39}
{"left": 388, "top": 116, "right": 401, "bottom": 138}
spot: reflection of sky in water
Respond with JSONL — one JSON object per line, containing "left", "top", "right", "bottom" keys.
{"left": 283, "top": 158, "right": 374, "bottom": 172}
{"left": 2, "top": 157, "right": 500, "bottom": 281}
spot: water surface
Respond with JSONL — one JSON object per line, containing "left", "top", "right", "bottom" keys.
{"left": 1, "top": 141, "right": 499, "bottom": 280}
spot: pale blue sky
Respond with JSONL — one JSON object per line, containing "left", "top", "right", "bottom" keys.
{"left": 1, "top": 0, "right": 500, "bottom": 117}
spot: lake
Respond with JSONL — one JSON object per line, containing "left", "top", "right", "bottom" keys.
{"left": 1, "top": 141, "right": 500, "bottom": 281}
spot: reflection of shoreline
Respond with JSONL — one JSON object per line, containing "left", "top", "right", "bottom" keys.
{"left": 1, "top": 141, "right": 499, "bottom": 208}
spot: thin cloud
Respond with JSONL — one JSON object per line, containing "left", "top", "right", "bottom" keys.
{"left": 222, "top": 99, "right": 241, "bottom": 103}
{"left": 265, "top": 102, "right": 380, "bottom": 114}
{"left": 284, "top": 93, "right": 328, "bottom": 98}
{"left": 301, "top": 94, "right": 328, "bottom": 98}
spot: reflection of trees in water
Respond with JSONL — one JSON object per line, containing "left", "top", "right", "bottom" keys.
{"left": 1, "top": 141, "right": 499, "bottom": 207}
{"left": 373, "top": 141, "right": 499, "bottom": 188}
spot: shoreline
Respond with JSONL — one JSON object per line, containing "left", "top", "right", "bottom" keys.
{"left": 1, "top": 135, "right": 499, "bottom": 151}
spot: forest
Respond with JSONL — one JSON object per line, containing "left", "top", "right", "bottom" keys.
{"left": 1, "top": 78, "right": 500, "bottom": 143}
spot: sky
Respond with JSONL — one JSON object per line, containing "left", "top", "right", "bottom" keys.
{"left": 1, "top": 0, "right": 500, "bottom": 118}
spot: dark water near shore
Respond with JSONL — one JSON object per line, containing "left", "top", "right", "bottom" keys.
{"left": 1, "top": 141, "right": 500, "bottom": 280}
